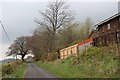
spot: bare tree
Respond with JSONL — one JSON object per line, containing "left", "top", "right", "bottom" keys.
{"left": 83, "top": 18, "right": 94, "bottom": 39}
{"left": 57, "top": 22, "right": 80, "bottom": 48}
{"left": 35, "top": 0, "right": 73, "bottom": 53}
{"left": 79, "top": 18, "right": 94, "bottom": 40}
{"left": 27, "top": 31, "right": 49, "bottom": 61}
{"left": 7, "top": 36, "right": 30, "bottom": 61}
{"left": 57, "top": 18, "right": 94, "bottom": 49}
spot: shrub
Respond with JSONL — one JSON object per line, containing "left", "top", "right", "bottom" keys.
{"left": 2, "top": 63, "right": 13, "bottom": 76}
{"left": 82, "top": 47, "right": 103, "bottom": 58}
{"left": 2, "top": 61, "right": 22, "bottom": 77}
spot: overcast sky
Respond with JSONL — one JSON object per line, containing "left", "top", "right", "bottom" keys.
{"left": 0, "top": 0, "right": 119, "bottom": 60}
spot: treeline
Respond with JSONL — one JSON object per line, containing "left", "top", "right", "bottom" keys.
{"left": 6, "top": 1, "right": 94, "bottom": 61}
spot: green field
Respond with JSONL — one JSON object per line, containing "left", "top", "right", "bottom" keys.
{"left": 36, "top": 46, "right": 120, "bottom": 78}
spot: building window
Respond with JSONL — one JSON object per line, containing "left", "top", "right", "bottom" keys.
{"left": 107, "top": 23, "right": 111, "bottom": 30}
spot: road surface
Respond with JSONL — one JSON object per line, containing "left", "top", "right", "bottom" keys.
{"left": 24, "top": 63, "right": 57, "bottom": 78}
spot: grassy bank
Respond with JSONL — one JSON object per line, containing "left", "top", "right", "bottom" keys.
{"left": 5, "top": 63, "right": 27, "bottom": 78}
{"left": 36, "top": 46, "right": 120, "bottom": 78}
{"left": 2, "top": 61, "right": 27, "bottom": 78}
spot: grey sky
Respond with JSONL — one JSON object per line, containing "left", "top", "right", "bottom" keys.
{"left": 1, "top": 2, "right": 48, "bottom": 44}
{"left": 0, "top": 1, "right": 119, "bottom": 60}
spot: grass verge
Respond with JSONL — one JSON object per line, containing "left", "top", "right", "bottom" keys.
{"left": 3, "top": 62, "right": 27, "bottom": 78}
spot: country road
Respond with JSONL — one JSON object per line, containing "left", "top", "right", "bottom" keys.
{"left": 24, "top": 63, "right": 57, "bottom": 78}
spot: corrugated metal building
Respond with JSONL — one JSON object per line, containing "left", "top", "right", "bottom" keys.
{"left": 60, "top": 38, "right": 92, "bottom": 59}
{"left": 60, "top": 44, "right": 78, "bottom": 59}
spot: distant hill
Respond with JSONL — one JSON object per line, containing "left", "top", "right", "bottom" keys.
{"left": 0, "top": 58, "right": 16, "bottom": 64}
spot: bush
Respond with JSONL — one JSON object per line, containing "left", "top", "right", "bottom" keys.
{"left": 2, "top": 63, "right": 13, "bottom": 76}
{"left": 82, "top": 47, "right": 103, "bottom": 58}
{"left": 2, "top": 61, "right": 22, "bottom": 76}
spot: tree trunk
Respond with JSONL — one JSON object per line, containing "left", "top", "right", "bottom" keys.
{"left": 21, "top": 53, "right": 26, "bottom": 62}
{"left": 21, "top": 55, "right": 24, "bottom": 62}
{"left": 16, "top": 54, "right": 17, "bottom": 61}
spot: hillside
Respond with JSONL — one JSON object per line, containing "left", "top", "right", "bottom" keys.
{"left": 0, "top": 58, "right": 16, "bottom": 64}
{"left": 36, "top": 46, "right": 120, "bottom": 78}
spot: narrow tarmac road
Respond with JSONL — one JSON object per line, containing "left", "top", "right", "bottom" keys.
{"left": 24, "top": 63, "right": 57, "bottom": 78}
